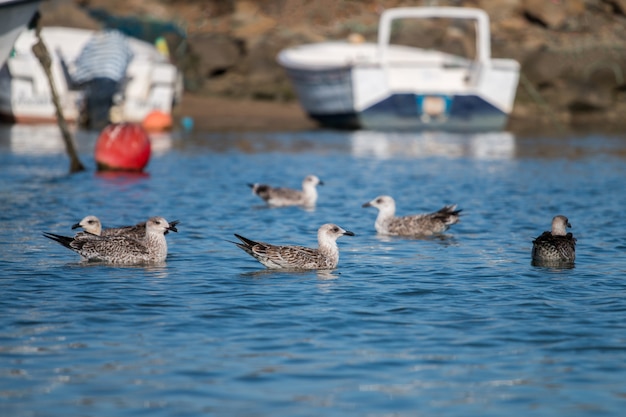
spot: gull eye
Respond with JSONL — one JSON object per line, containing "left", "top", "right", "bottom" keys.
{"left": 376, "top": 198, "right": 383, "bottom": 203}
{"left": 332, "top": 227, "right": 339, "bottom": 233}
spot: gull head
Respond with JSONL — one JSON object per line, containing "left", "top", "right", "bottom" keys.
{"left": 318, "top": 223, "right": 355, "bottom": 244}
{"left": 362, "top": 195, "right": 396, "bottom": 216}
{"left": 303, "top": 175, "right": 323, "bottom": 188}
{"left": 72, "top": 215, "right": 102, "bottom": 235}
{"left": 146, "top": 217, "right": 178, "bottom": 235}
{"left": 551, "top": 215, "right": 571, "bottom": 236}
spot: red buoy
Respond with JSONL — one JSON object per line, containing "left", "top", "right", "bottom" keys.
{"left": 142, "top": 110, "right": 173, "bottom": 132}
{"left": 94, "top": 123, "right": 151, "bottom": 172}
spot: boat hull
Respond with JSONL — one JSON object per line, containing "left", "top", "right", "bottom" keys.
{"left": 284, "top": 66, "right": 359, "bottom": 129}
{"left": 0, "top": 0, "right": 41, "bottom": 67}
{"left": 359, "top": 93, "right": 509, "bottom": 132}
{"left": 282, "top": 62, "right": 516, "bottom": 132}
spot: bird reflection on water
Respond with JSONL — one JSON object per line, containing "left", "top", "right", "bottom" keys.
{"left": 238, "top": 269, "right": 340, "bottom": 281}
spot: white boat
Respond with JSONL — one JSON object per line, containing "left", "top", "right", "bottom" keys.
{"left": 0, "top": 26, "right": 182, "bottom": 125}
{"left": 0, "top": 0, "right": 41, "bottom": 66}
{"left": 277, "top": 7, "right": 520, "bottom": 132}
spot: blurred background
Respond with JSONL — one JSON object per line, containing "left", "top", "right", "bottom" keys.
{"left": 32, "top": 0, "right": 626, "bottom": 134}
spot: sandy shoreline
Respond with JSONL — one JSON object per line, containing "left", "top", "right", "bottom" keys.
{"left": 173, "top": 92, "right": 602, "bottom": 136}
{"left": 174, "top": 93, "right": 318, "bottom": 132}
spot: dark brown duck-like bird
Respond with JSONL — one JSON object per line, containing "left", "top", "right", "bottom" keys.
{"left": 532, "top": 215, "right": 576, "bottom": 264}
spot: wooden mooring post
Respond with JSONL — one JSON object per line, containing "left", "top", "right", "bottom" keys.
{"left": 31, "top": 24, "right": 85, "bottom": 173}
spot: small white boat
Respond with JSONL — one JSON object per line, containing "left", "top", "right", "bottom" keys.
{"left": 0, "top": 0, "right": 41, "bottom": 66}
{"left": 277, "top": 7, "right": 520, "bottom": 132}
{"left": 0, "top": 26, "right": 182, "bottom": 125}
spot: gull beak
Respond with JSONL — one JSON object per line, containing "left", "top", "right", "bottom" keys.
{"left": 344, "top": 230, "right": 355, "bottom": 236}
{"left": 71, "top": 222, "right": 81, "bottom": 229}
{"left": 167, "top": 220, "right": 180, "bottom": 233}
{"left": 362, "top": 202, "right": 371, "bottom": 208}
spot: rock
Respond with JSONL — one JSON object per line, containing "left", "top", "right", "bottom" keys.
{"left": 39, "top": 1, "right": 100, "bottom": 30}
{"left": 604, "top": 0, "right": 626, "bottom": 14}
{"left": 522, "top": 47, "right": 562, "bottom": 87}
{"left": 496, "top": 15, "right": 528, "bottom": 32}
{"left": 231, "top": 0, "right": 277, "bottom": 39}
{"left": 187, "top": 33, "right": 243, "bottom": 78}
{"left": 568, "top": 84, "right": 613, "bottom": 111}
{"left": 236, "top": 35, "right": 294, "bottom": 100}
{"left": 522, "top": 0, "right": 585, "bottom": 29}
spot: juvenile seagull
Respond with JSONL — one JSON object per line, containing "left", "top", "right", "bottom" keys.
{"left": 72, "top": 215, "right": 179, "bottom": 239}
{"left": 362, "top": 195, "right": 462, "bottom": 236}
{"left": 248, "top": 175, "right": 323, "bottom": 207}
{"left": 532, "top": 215, "right": 576, "bottom": 263}
{"left": 43, "top": 216, "right": 178, "bottom": 264}
{"left": 233, "top": 223, "right": 354, "bottom": 270}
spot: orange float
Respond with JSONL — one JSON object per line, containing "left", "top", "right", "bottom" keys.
{"left": 94, "top": 123, "right": 151, "bottom": 172}
{"left": 142, "top": 110, "right": 173, "bottom": 132}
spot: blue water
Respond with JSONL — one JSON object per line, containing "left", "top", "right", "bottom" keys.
{"left": 1, "top": 126, "right": 626, "bottom": 416}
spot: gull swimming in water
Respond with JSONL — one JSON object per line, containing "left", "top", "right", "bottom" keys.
{"left": 362, "top": 195, "right": 462, "bottom": 236}
{"left": 532, "top": 215, "right": 576, "bottom": 264}
{"left": 43, "top": 216, "right": 178, "bottom": 264}
{"left": 233, "top": 223, "right": 354, "bottom": 270}
{"left": 248, "top": 175, "right": 323, "bottom": 207}
{"left": 72, "top": 215, "right": 179, "bottom": 239}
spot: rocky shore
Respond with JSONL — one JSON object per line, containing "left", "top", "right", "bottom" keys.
{"left": 39, "top": 0, "right": 626, "bottom": 134}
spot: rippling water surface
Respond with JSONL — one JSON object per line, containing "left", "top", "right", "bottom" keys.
{"left": 1, "top": 126, "right": 625, "bottom": 416}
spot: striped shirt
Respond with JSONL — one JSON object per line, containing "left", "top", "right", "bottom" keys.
{"left": 73, "top": 30, "right": 134, "bottom": 85}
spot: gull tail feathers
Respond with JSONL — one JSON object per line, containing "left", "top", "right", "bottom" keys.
{"left": 43, "top": 232, "right": 74, "bottom": 250}
{"left": 434, "top": 205, "right": 463, "bottom": 225}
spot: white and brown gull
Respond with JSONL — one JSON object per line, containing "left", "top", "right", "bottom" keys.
{"left": 362, "top": 195, "right": 462, "bottom": 236}
{"left": 43, "top": 216, "right": 178, "bottom": 264}
{"left": 233, "top": 223, "right": 354, "bottom": 270}
{"left": 71, "top": 215, "right": 180, "bottom": 240}
{"left": 248, "top": 175, "right": 323, "bottom": 207}
{"left": 531, "top": 215, "right": 576, "bottom": 264}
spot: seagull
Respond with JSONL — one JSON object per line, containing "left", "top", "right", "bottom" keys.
{"left": 233, "top": 223, "right": 354, "bottom": 270}
{"left": 72, "top": 215, "right": 179, "bottom": 239}
{"left": 532, "top": 215, "right": 576, "bottom": 264}
{"left": 43, "top": 216, "right": 178, "bottom": 264}
{"left": 248, "top": 175, "right": 323, "bottom": 207}
{"left": 362, "top": 195, "right": 461, "bottom": 236}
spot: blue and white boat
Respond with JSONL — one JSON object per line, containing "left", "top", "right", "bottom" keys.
{"left": 0, "top": 0, "right": 41, "bottom": 66}
{"left": 277, "top": 7, "right": 520, "bottom": 132}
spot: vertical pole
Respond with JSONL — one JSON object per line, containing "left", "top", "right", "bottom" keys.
{"left": 31, "top": 25, "right": 85, "bottom": 173}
